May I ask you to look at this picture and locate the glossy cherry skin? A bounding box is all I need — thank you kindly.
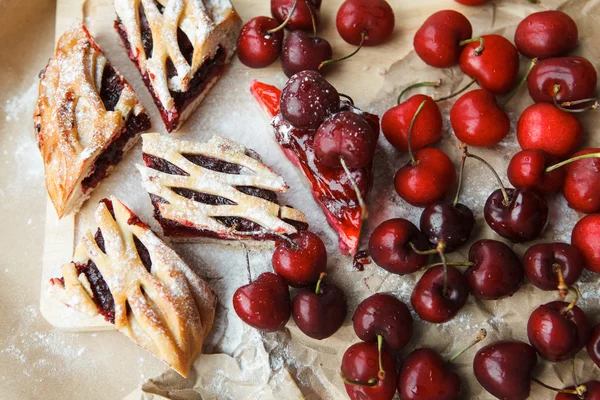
[563,148,600,214]
[292,281,347,339]
[369,218,431,275]
[514,10,578,59]
[414,10,473,68]
[507,149,566,195]
[528,56,597,103]
[517,103,582,160]
[556,381,600,400]
[336,0,395,46]
[473,340,537,400]
[523,243,584,291]
[450,89,510,147]
[420,202,475,252]
[460,34,520,95]
[272,231,327,288]
[527,301,591,361]
[341,342,398,400]
[465,239,524,300]
[271,0,320,32]
[394,148,456,207]
[484,188,549,243]
[572,214,600,273]
[233,272,291,332]
[381,94,442,152]
[353,293,413,351]
[411,265,469,323]
[587,324,600,368]
[237,17,284,68]
[398,348,461,400]
[281,30,332,78]
[280,70,340,129]
[314,111,377,169]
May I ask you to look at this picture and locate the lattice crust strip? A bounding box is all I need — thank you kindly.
[48,197,217,377]
[138,133,307,237]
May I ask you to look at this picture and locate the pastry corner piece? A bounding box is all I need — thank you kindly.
[114,0,242,132]
[48,197,217,377]
[34,23,151,218]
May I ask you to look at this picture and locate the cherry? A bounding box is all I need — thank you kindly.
[587,324,600,368]
[292,273,347,339]
[572,214,600,274]
[368,218,431,275]
[237,17,285,68]
[281,30,332,78]
[271,0,320,32]
[336,0,395,47]
[556,381,600,400]
[454,0,487,4]
[507,149,566,195]
[459,34,520,95]
[514,10,578,59]
[413,10,473,68]
[280,70,340,129]
[517,103,582,160]
[353,293,413,351]
[473,340,538,400]
[563,148,600,214]
[528,56,597,104]
[523,243,584,295]
[527,299,591,362]
[341,341,398,400]
[465,239,524,300]
[272,231,327,288]
[233,272,291,332]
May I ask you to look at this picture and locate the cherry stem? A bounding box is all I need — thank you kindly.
[546,152,600,173]
[397,80,441,105]
[266,0,299,34]
[377,334,386,380]
[462,144,510,205]
[437,240,449,296]
[339,93,355,106]
[315,272,326,295]
[409,241,438,256]
[407,100,428,165]
[563,286,579,314]
[554,84,600,113]
[340,373,379,387]
[459,37,485,56]
[553,264,568,300]
[532,378,587,396]
[319,31,366,70]
[453,150,468,207]
[340,157,368,220]
[435,78,477,102]
[422,261,474,270]
[501,58,538,107]
[305,0,317,37]
[449,328,487,363]
[241,242,252,283]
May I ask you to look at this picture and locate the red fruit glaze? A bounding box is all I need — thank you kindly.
[341,342,398,400]
[237,17,284,69]
[563,148,600,214]
[523,242,584,291]
[572,214,600,273]
[336,0,395,46]
[514,11,578,59]
[527,56,597,103]
[588,324,600,368]
[272,231,327,288]
[271,0,320,32]
[556,381,600,400]
[507,149,566,194]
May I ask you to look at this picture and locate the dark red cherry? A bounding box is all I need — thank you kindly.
[587,324,600,368]
[572,214,600,274]
[314,111,376,169]
[353,293,413,351]
[556,381,600,400]
[233,272,291,332]
[237,17,285,69]
[272,231,327,288]
[465,239,524,300]
[527,300,591,361]
[527,56,597,103]
[280,70,340,129]
[336,0,395,46]
[341,342,398,400]
[473,340,537,400]
[281,30,332,78]
[398,348,461,400]
[271,0,320,32]
[563,148,600,214]
[507,149,566,195]
[413,10,473,68]
[369,218,431,275]
[420,202,475,252]
[514,10,578,59]
[411,265,469,323]
[523,242,584,292]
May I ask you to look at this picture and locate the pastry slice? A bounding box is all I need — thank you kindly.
[137,133,308,241]
[251,81,380,256]
[49,197,216,377]
[114,0,242,132]
[34,23,151,218]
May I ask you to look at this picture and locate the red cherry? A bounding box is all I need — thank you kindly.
[271,0,320,32]
[341,342,398,400]
[398,348,461,400]
[233,272,291,332]
[507,149,566,195]
[517,103,582,160]
[336,0,395,46]
[450,89,510,147]
[413,10,473,68]
[572,214,600,273]
[368,218,431,275]
[272,231,327,288]
[237,17,284,68]
[281,30,332,77]
[454,0,487,4]
[523,242,584,293]
[587,324,600,368]
[514,10,578,59]
[556,381,600,400]
[563,148,600,214]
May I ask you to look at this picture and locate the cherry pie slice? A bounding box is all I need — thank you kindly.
[34,23,151,218]
[114,0,242,132]
[49,197,216,377]
[137,133,308,241]
[251,81,379,255]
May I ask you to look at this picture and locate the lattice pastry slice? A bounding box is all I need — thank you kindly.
[34,23,152,218]
[48,197,216,377]
[137,133,308,242]
[114,0,242,132]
